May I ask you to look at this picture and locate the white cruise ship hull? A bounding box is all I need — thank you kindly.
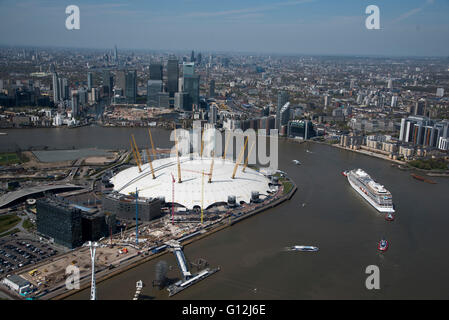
[347,176,395,213]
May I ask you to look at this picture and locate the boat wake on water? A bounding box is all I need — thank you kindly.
[284,245,319,252]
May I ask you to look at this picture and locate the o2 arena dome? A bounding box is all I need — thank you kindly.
[110,155,272,210]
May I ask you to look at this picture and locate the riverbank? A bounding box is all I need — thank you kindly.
[50,176,297,300]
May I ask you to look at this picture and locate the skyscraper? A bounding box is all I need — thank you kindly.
[125,70,137,104]
[167,56,179,98]
[116,70,126,92]
[209,80,215,98]
[87,72,93,91]
[191,50,195,63]
[149,63,163,81]
[71,92,79,117]
[147,80,163,107]
[52,72,60,103]
[102,70,113,98]
[184,74,200,109]
[183,62,195,76]
[114,45,118,63]
[276,91,289,130]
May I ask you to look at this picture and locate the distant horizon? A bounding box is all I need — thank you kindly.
[1,44,448,60]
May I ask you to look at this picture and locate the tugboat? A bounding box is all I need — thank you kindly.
[378,239,389,252]
[385,213,395,221]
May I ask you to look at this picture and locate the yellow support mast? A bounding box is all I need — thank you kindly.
[208,151,215,183]
[231,137,248,179]
[148,128,157,160]
[130,138,142,173]
[223,131,231,160]
[144,148,156,179]
[131,134,143,169]
[242,141,255,173]
[174,124,182,183]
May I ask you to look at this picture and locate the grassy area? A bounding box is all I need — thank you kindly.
[408,158,449,171]
[22,218,35,231]
[0,214,21,234]
[0,152,20,165]
[281,179,293,195]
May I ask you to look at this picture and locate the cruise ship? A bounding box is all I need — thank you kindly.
[345,169,395,213]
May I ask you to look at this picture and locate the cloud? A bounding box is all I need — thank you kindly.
[391,0,435,24]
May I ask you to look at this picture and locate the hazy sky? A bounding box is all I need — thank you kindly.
[0,0,448,56]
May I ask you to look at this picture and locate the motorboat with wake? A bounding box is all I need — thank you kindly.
[385,213,395,221]
[286,245,319,252]
[292,160,301,165]
[378,239,389,252]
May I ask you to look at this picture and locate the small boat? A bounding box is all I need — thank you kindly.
[292,160,301,165]
[385,213,395,221]
[341,170,348,177]
[378,239,388,252]
[288,245,319,252]
[410,173,437,184]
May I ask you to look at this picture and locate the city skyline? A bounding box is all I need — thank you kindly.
[0,0,448,57]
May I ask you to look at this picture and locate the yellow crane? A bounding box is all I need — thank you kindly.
[231,136,248,179]
[130,137,142,173]
[242,141,255,173]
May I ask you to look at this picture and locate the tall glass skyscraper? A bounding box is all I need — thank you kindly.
[167,55,179,98]
[125,70,137,104]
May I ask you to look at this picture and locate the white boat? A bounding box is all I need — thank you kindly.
[288,245,318,252]
[292,160,301,165]
[346,169,395,213]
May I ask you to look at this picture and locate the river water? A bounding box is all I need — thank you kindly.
[1,127,448,299]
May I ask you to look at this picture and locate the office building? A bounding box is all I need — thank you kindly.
[183,62,195,76]
[125,70,137,104]
[87,72,93,90]
[147,80,163,107]
[36,198,83,249]
[52,72,60,102]
[175,92,190,111]
[209,104,218,124]
[209,80,215,98]
[184,74,200,108]
[280,102,290,127]
[149,63,163,80]
[276,91,289,130]
[167,56,179,98]
[102,70,113,98]
[71,92,79,117]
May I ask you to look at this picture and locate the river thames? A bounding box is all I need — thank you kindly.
[2,127,448,299]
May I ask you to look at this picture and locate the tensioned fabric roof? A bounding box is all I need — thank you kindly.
[110,156,271,210]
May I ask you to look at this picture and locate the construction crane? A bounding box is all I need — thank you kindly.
[231,136,248,179]
[242,141,255,173]
[130,137,142,173]
[174,124,182,183]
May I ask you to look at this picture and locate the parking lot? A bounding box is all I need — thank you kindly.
[0,239,60,275]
